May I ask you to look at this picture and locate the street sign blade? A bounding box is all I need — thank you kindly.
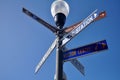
[35,39,57,74]
[94,11,106,21]
[62,47,85,75]
[22,8,58,33]
[64,21,82,33]
[62,9,98,46]
[63,40,108,61]
[70,59,85,76]
[64,11,106,34]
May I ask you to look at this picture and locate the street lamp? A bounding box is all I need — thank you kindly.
[23,0,107,79]
[51,0,69,28]
[51,0,69,80]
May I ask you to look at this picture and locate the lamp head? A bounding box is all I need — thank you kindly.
[51,0,69,28]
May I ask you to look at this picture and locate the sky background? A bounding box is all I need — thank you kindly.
[0,0,120,80]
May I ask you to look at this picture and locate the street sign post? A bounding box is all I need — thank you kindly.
[23,2,107,79]
[63,40,108,61]
[23,8,59,33]
[31,9,106,74]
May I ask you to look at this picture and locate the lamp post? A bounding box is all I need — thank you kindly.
[51,0,69,80]
[23,0,107,79]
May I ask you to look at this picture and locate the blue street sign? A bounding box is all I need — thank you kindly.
[63,40,108,61]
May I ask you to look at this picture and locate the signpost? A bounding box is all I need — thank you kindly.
[22,1,108,79]
[34,10,106,74]
[63,40,108,61]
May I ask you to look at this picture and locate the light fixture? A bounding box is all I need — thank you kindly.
[51,0,70,28]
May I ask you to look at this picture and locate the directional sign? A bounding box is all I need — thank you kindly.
[35,39,57,73]
[62,10,106,47]
[62,47,85,75]
[22,8,58,33]
[62,9,98,46]
[70,59,85,76]
[63,40,108,61]
[64,11,106,33]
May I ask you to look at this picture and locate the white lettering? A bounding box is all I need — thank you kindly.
[80,24,84,30]
[94,13,98,18]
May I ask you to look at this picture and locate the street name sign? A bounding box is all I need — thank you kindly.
[63,47,85,75]
[34,10,106,73]
[35,39,57,73]
[63,40,108,61]
[62,9,98,46]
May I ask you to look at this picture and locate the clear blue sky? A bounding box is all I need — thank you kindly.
[0,0,120,80]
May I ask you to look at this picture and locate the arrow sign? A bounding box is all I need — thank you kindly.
[63,40,108,61]
[62,10,106,47]
[35,39,57,73]
[62,9,98,46]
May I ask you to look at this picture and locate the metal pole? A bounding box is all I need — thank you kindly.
[56,27,63,80]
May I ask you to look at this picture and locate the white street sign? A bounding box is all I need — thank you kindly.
[70,59,85,76]
[62,9,98,46]
[35,39,57,73]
